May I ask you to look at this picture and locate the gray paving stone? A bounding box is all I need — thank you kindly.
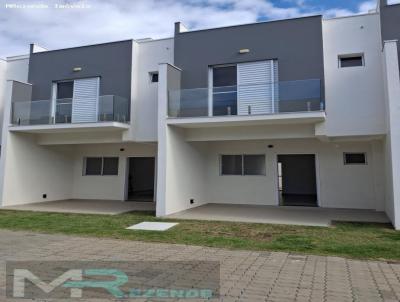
[0,230,399,302]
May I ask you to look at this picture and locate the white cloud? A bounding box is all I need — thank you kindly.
[0,0,378,58]
[358,0,378,12]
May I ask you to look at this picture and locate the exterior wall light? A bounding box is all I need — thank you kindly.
[73,67,82,72]
[239,49,250,54]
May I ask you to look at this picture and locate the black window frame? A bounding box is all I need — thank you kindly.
[343,153,367,165]
[56,80,74,99]
[220,154,266,176]
[212,65,238,116]
[150,72,159,83]
[339,54,364,68]
[84,157,103,175]
[84,157,119,175]
[220,155,242,175]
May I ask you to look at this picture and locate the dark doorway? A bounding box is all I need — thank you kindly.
[277,154,318,207]
[127,157,155,201]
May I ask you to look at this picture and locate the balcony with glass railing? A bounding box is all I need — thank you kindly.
[168,79,324,118]
[11,95,130,126]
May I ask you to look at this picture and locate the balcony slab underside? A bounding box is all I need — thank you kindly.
[167,111,326,128]
[8,122,130,134]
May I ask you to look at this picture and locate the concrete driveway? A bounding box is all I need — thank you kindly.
[0,230,399,301]
[167,203,390,227]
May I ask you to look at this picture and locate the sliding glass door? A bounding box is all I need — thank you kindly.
[212,65,237,116]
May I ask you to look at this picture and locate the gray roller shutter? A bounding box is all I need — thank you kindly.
[71,77,99,123]
[237,60,278,115]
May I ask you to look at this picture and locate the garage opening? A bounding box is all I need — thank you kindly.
[127,157,155,202]
[277,154,318,207]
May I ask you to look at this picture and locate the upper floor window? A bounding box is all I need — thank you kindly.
[387,0,400,4]
[339,54,364,68]
[57,81,73,99]
[212,65,237,116]
[150,72,159,83]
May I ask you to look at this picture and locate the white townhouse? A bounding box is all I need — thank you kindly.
[0,0,399,228]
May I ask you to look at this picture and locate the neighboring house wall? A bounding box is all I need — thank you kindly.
[380,1,400,70]
[28,40,133,101]
[0,60,7,139]
[127,38,174,142]
[71,143,156,200]
[322,14,386,137]
[174,16,325,92]
[0,56,30,141]
[6,56,29,84]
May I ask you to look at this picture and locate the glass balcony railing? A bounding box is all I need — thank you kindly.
[168,79,324,118]
[98,95,130,123]
[11,95,130,126]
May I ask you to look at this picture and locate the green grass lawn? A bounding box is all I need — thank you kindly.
[0,209,399,261]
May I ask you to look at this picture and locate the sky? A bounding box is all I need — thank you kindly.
[0,0,384,58]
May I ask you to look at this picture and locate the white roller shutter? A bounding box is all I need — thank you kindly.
[71,77,99,123]
[237,60,278,115]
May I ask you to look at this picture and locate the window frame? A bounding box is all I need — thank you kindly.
[83,157,119,176]
[338,54,365,68]
[84,157,103,176]
[220,154,243,176]
[243,154,266,176]
[149,72,159,83]
[343,152,367,165]
[220,154,266,176]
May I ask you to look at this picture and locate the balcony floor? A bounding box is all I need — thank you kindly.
[8,121,130,134]
[167,111,325,128]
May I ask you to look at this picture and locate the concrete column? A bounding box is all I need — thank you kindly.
[156,63,181,216]
[382,40,400,228]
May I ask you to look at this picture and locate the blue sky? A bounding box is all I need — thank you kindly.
[0,0,380,58]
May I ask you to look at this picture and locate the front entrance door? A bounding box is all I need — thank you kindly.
[127,157,155,201]
[277,154,318,207]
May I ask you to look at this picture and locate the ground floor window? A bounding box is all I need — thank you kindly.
[220,154,265,176]
[343,153,367,165]
[83,157,119,175]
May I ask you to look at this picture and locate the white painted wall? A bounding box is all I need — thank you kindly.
[126,38,174,142]
[5,56,29,83]
[162,126,208,214]
[203,139,383,210]
[1,132,74,206]
[322,14,386,137]
[71,142,156,200]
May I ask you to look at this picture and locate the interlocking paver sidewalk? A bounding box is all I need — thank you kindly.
[0,229,399,301]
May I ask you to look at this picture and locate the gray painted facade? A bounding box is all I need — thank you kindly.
[173,16,325,98]
[380,0,400,69]
[28,40,133,101]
